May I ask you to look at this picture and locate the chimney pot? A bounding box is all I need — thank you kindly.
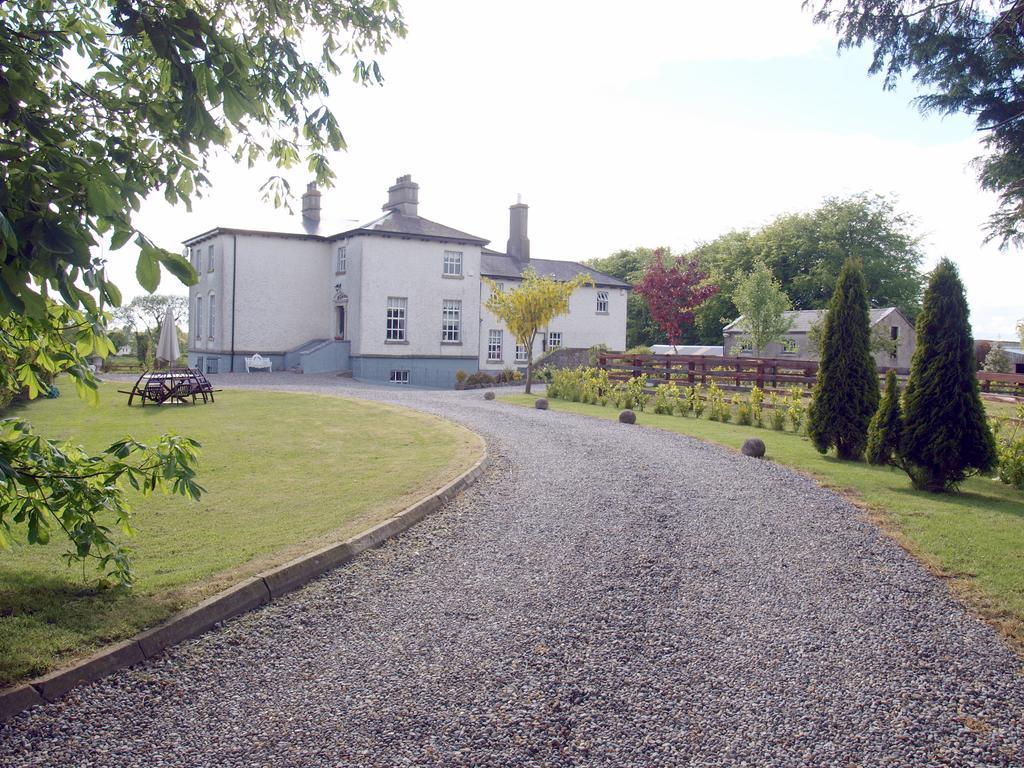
[301,182,321,224]
[383,174,419,217]
[507,199,530,265]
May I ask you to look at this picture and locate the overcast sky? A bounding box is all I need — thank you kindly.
[110,0,1023,340]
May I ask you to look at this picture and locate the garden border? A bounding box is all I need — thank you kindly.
[0,450,490,722]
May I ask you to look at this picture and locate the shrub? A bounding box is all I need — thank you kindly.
[768,393,786,431]
[653,383,680,415]
[786,387,805,434]
[995,409,1024,490]
[807,258,880,460]
[706,382,727,422]
[866,370,903,466]
[626,376,648,412]
[983,344,1012,373]
[735,395,752,427]
[750,386,764,428]
[682,384,703,418]
[466,371,495,386]
[455,369,468,384]
[900,259,997,492]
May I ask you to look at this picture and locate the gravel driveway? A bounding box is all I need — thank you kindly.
[2,374,1023,767]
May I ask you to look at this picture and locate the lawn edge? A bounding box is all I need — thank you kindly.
[0,448,490,723]
[500,394,1024,660]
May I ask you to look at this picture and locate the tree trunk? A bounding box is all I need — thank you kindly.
[525,357,533,394]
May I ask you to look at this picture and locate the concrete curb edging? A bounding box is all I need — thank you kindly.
[0,451,489,723]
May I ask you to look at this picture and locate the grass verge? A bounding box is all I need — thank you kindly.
[503,393,1024,651]
[0,382,482,687]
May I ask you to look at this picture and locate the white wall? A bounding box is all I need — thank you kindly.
[354,237,482,360]
[478,280,628,369]
[187,235,230,355]
[188,233,332,354]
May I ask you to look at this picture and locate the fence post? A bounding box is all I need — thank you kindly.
[688,360,695,387]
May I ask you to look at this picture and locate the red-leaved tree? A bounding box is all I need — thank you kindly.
[635,250,718,347]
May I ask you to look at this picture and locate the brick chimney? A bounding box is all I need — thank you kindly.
[301,182,321,224]
[382,174,419,217]
[507,195,530,265]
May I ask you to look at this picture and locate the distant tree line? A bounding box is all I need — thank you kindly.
[586,193,926,348]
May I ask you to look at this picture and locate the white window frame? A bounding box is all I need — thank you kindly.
[208,292,215,339]
[389,370,410,385]
[547,331,562,349]
[441,299,462,343]
[490,281,504,299]
[443,250,463,277]
[515,344,528,363]
[207,244,215,272]
[487,329,503,362]
[195,297,203,339]
[596,290,609,314]
[386,297,407,342]
[336,245,347,274]
[781,337,798,355]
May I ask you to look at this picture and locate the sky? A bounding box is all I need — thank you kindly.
[109,0,1023,340]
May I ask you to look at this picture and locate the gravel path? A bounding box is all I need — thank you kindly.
[3,374,1023,766]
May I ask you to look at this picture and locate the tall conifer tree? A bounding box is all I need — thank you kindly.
[900,259,997,492]
[807,258,880,460]
[866,370,903,466]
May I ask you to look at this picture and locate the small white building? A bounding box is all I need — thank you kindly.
[183,175,629,385]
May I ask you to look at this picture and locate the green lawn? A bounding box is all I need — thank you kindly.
[504,393,1024,649]
[0,383,482,686]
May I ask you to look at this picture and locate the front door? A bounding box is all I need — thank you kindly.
[336,305,346,340]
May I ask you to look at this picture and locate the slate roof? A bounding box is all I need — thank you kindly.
[184,209,488,246]
[723,307,901,334]
[480,249,631,289]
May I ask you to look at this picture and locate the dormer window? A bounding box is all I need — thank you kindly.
[443,250,463,277]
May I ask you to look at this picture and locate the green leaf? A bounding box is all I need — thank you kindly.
[157,250,198,286]
[136,247,161,293]
[86,178,120,217]
[110,228,133,251]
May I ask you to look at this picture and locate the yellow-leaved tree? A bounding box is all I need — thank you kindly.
[483,269,594,393]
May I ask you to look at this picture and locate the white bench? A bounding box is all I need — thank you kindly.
[245,354,272,373]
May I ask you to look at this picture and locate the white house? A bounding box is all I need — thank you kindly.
[184,175,629,386]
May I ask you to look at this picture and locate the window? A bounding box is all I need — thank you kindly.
[781,337,798,355]
[207,244,214,272]
[596,290,609,314]
[490,281,504,299]
[208,293,215,338]
[390,370,410,385]
[890,325,899,358]
[443,250,463,277]
[738,339,754,354]
[191,247,199,269]
[516,344,528,363]
[205,358,219,374]
[336,246,347,274]
[487,330,503,362]
[195,297,203,338]
[386,297,407,341]
[441,299,461,342]
[547,331,562,349]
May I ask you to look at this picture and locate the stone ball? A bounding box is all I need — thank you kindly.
[535,398,549,410]
[742,437,766,458]
[483,391,496,400]
[619,409,636,424]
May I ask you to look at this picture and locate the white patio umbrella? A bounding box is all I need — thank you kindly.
[155,305,181,367]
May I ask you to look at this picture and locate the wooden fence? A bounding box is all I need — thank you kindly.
[597,353,1024,398]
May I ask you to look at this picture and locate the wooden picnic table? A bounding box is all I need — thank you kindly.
[119,368,219,406]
